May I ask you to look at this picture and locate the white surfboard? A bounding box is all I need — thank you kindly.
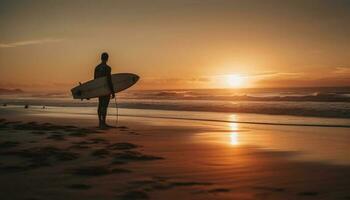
[71,73,139,99]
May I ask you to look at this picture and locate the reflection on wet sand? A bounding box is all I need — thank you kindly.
[221,114,350,165]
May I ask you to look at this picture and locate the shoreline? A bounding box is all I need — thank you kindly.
[2,105,350,127]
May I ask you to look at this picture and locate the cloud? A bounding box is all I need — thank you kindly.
[333,66,350,75]
[0,38,64,48]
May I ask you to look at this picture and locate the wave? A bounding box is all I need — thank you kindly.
[122,90,350,102]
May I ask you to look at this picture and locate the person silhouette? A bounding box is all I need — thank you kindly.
[94,52,115,128]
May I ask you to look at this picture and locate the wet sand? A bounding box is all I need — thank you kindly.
[0,108,350,200]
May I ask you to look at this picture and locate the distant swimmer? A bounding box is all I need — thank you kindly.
[94,52,115,128]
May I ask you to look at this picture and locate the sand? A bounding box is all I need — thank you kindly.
[0,107,350,200]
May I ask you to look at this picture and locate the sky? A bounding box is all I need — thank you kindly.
[0,0,350,92]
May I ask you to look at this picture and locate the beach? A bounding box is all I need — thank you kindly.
[0,106,349,200]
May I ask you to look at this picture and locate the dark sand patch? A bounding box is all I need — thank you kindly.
[111,160,127,165]
[127,178,213,193]
[72,165,130,176]
[0,122,9,129]
[8,121,100,137]
[66,183,92,190]
[72,141,91,145]
[24,198,41,200]
[67,128,98,137]
[298,191,319,196]
[69,131,88,137]
[117,190,149,200]
[148,183,173,190]
[254,192,271,199]
[68,144,90,149]
[111,168,132,173]
[91,148,110,157]
[207,188,231,193]
[0,165,26,173]
[170,181,212,187]
[108,142,138,150]
[21,146,79,161]
[30,131,46,135]
[0,146,79,170]
[113,151,163,162]
[63,125,78,129]
[253,186,286,192]
[72,165,111,176]
[0,141,20,149]
[47,134,65,141]
[192,187,232,194]
[127,131,140,135]
[89,137,108,144]
[117,126,128,129]
[71,138,108,147]
[4,121,22,125]
[152,176,170,182]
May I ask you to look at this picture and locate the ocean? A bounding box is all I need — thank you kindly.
[1,87,350,127]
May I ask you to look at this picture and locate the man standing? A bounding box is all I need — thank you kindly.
[94,52,115,128]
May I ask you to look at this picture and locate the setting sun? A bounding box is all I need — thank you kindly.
[227,74,244,88]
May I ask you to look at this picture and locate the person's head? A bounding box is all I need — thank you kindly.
[101,52,109,62]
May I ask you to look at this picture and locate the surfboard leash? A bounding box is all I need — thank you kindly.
[114,96,119,129]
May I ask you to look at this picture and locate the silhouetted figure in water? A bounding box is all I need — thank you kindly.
[94,52,115,128]
[24,104,29,109]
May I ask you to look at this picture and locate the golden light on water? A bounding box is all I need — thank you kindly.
[226,74,244,88]
[230,132,239,145]
[229,115,240,145]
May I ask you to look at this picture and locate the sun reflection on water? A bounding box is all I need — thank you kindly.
[229,115,239,145]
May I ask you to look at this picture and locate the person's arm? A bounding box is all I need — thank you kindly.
[106,67,115,98]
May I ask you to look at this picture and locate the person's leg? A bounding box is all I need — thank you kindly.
[98,97,103,127]
[100,95,110,126]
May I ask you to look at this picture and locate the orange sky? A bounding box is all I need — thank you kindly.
[0,0,350,92]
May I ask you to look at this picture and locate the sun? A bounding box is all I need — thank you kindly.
[227,74,244,88]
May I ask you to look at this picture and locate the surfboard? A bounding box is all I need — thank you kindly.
[71,73,139,100]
